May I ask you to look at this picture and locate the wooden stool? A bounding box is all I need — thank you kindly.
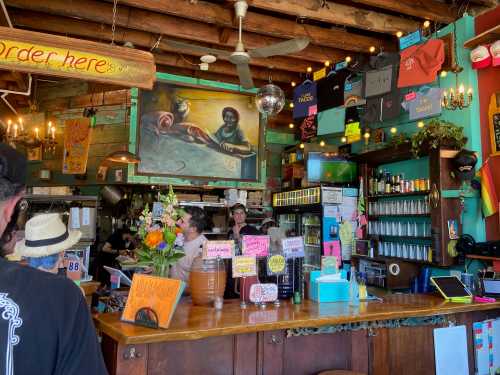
[317,371,366,375]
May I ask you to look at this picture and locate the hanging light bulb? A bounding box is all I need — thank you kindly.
[320,140,325,147]
[289,123,294,129]
[324,60,330,67]
[345,56,352,63]
[396,31,403,38]
[291,81,296,87]
[423,20,430,28]
[440,70,448,78]
[363,131,370,139]
[341,136,347,143]
[390,127,397,134]
[417,121,425,128]
[369,46,376,53]
[306,66,312,73]
[299,143,305,149]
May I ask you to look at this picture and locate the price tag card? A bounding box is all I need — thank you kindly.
[202,240,234,259]
[232,255,257,278]
[267,255,286,276]
[282,236,305,258]
[242,235,270,257]
[66,259,82,281]
[321,256,338,274]
[249,283,278,303]
[313,67,326,81]
[399,29,421,50]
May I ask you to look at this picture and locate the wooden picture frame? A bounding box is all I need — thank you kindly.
[134,74,262,182]
[26,146,42,161]
[438,33,455,72]
[488,92,500,156]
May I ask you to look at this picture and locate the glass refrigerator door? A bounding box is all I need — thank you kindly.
[301,213,321,268]
[278,213,298,237]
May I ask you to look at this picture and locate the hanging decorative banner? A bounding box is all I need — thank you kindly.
[399,30,421,51]
[282,236,305,258]
[202,240,234,259]
[0,27,155,89]
[267,255,286,276]
[232,255,257,278]
[62,118,91,174]
[249,283,278,303]
[242,235,270,257]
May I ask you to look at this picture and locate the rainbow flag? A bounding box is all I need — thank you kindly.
[479,160,498,217]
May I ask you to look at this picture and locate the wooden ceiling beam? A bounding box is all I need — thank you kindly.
[5,0,347,62]
[107,0,392,52]
[246,0,420,34]
[348,0,457,23]
[10,11,303,84]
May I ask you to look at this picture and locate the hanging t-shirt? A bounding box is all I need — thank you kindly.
[293,81,318,119]
[295,115,318,141]
[363,52,400,98]
[317,69,350,112]
[0,258,107,375]
[401,87,443,120]
[362,91,402,124]
[398,39,444,88]
[317,107,345,135]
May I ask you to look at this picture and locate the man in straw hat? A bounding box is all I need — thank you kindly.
[0,143,106,375]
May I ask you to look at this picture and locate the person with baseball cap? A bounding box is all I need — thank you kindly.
[0,143,107,375]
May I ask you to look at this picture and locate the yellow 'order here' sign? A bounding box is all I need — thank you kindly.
[0,27,155,89]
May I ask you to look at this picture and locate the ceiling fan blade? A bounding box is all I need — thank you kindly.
[236,63,254,89]
[164,39,231,58]
[249,37,310,58]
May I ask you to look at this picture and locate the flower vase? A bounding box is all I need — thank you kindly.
[153,263,169,278]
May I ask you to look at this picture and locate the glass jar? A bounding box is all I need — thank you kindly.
[189,256,226,306]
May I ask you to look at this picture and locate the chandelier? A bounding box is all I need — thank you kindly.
[441,68,473,110]
[4,118,57,154]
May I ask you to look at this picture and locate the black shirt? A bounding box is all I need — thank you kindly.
[105,230,134,251]
[0,258,107,375]
[317,69,351,112]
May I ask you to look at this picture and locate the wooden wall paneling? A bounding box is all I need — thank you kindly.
[37,81,89,101]
[101,334,148,375]
[281,331,352,375]
[234,333,258,375]
[147,336,235,375]
[351,330,369,374]
[370,328,390,375]
[260,330,284,375]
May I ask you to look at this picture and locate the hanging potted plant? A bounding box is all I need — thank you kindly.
[136,186,185,277]
[411,119,467,157]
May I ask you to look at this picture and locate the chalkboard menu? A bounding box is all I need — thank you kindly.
[489,93,500,156]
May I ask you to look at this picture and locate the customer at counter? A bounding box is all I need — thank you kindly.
[170,206,207,286]
[0,143,107,375]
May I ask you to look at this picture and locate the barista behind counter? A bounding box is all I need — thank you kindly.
[98,228,137,284]
[225,203,261,299]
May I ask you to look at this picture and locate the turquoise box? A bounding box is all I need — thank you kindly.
[309,270,350,303]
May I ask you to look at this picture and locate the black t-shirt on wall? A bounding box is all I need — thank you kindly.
[0,258,107,375]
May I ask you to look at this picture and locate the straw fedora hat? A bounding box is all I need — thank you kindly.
[15,213,81,257]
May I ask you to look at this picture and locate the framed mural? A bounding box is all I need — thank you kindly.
[134,75,262,182]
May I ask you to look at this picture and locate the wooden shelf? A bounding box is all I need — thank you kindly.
[369,235,432,241]
[352,144,423,166]
[464,25,500,49]
[25,194,98,202]
[369,214,431,219]
[352,253,432,265]
[465,254,500,261]
[368,191,430,199]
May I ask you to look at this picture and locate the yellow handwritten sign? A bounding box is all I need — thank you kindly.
[313,68,326,81]
[232,255,257,278]
[0,27,155,89]
[63,118,91,174]
[267,255,286,275]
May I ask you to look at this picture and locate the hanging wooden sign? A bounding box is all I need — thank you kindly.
[63,118,91,174]
[0,27,155,89]
[488,92,500,156]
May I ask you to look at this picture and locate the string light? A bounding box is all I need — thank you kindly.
[291,81,296,87]
[390,127,397,134]
[306,66,312,73]
[299,143,305,149]
[289,102,294,108]
[417,121,425,128]
[440,70,448,78]
[324,60,330,67]
[363,131,370,139]
[289,123,294,129]
[345,56,352,63]
[320,140,325,147]
[396,31,403,38]
[369,46,376,53]
[423,20,430,28]
[341,136,347,143]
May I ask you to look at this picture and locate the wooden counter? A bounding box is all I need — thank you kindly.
[96,295,500,375]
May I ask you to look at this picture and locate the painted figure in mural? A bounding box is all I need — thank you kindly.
[213,107,252,155]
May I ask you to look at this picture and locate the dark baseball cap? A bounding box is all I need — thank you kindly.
[0,143,27,191]
[452,149,477,181]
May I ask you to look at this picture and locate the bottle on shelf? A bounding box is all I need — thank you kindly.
[349,267,360,306]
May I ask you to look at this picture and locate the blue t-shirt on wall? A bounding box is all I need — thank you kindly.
[293,81,318,119]
[401,87,443,121]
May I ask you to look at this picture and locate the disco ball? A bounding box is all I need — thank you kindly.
[255,83,285,116]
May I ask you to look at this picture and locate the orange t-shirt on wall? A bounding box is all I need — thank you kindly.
[398,39,445,88]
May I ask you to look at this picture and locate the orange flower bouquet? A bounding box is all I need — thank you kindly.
[137,186,185,277]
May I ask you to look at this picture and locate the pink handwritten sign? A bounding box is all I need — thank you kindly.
[323,241,341,267]
[242,235,270,257]
[202,240,234,259]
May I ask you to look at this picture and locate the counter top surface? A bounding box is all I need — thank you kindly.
[95,294,500,345]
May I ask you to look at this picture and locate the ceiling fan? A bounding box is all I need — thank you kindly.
[165,0,310,89]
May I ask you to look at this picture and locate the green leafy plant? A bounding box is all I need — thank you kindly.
[136,186,185,277]
[411,119,466,157]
